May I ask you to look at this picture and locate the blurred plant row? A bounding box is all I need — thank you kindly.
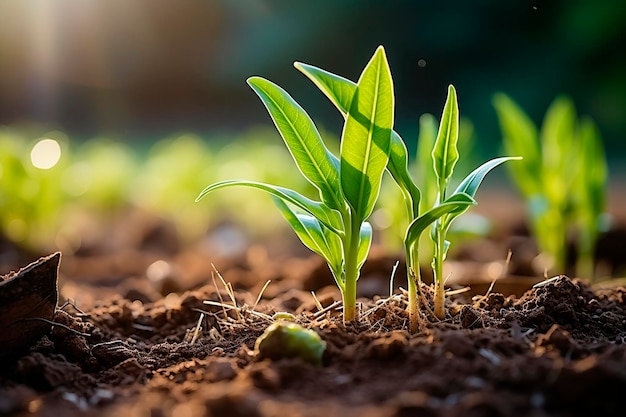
[0,127,315,254]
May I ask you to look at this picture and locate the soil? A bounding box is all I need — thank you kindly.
[1,208,626,417]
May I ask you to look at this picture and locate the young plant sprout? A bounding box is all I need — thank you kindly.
[197,46,394,323]
[493,94,607,279]
[427,86,522,319]
[295,64,519,330]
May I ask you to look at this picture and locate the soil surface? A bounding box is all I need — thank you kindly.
[1,228,626,417]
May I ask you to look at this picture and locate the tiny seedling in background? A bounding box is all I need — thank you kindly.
[198,46,394,323]
[493,94,607,279]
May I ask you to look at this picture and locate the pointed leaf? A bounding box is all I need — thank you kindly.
[405,193,476,249]
[293,62,355,115]
[295,60,419,213]
[440,157,521,231]
[340,46,394,221]
[454,157,522,197]
[196,180,342,234]
[247,76,342,210]
[432,85,460,188]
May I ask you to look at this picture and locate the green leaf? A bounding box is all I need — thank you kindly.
[196,180,342,234]
[247,77,342,210]
[572,117,607,278]
[577,117,607,217]
[542,96,576,164]
[443,156,521,229]
[293,62,356,115]
[357,222,372,269]
[339,46,394,221]
[296,58,418,213]
[572,117,607,242]
[454,157,522,197]
[541,96,577,204]
[493,93,541,197]
[432,85,460,189]
[301,215,343,284]
[405,193,476,250]
[389,132,421,216]
[416,113,438,212]
[273,198,344,289]
[295,59,419,214]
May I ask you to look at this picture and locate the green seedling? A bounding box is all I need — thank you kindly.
[198,46,395,323]
[254,321,326,366]
[375,114,482,260]
[493,94,607,278]
[294,64,519,330]
[427,87,522,319]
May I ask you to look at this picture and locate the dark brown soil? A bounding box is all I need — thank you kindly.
[1,238,626,417]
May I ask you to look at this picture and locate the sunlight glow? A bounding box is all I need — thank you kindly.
[31,139,61,169]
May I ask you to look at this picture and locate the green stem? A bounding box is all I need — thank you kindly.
[432,184,448,320]
[433,220,446,320]
[576,230,595,280]
[406,246,421,333]
[554,208,567,274]
[404,194,420,333]
[342,212,361,323]
[539,207,566,275]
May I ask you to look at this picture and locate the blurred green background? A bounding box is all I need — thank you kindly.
[0,0,624,164]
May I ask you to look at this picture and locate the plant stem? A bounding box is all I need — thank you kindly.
[406,247,421,333]
[433,220,446,320]
[576,230,595,280]
[342,212,361,323]
[540,207,567,275]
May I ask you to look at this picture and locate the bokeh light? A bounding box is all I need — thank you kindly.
[30,138,61,169]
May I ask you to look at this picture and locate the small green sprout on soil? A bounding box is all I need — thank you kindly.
[254,321,326,366]
[198,46,394,323]
[493,94,607,279]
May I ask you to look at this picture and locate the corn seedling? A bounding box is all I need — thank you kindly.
[375,114,483,262]
[427,87,521,319]
[294,61,519,332]
[493,94,607,278]
[198,46,395,323]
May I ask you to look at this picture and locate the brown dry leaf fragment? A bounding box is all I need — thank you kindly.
[0,252,61,359]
